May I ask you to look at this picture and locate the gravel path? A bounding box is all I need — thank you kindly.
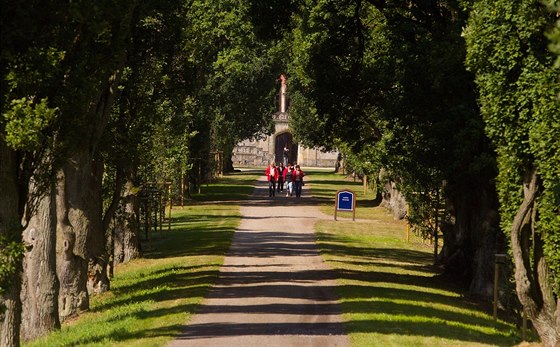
[167,175,349,347]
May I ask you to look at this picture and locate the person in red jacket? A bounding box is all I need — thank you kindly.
[293,164,305,197]
[265,161,279,197]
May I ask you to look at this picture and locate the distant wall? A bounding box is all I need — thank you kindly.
[296,146,338,168]
[232,111,338,168]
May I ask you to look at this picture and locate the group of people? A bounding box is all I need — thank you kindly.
[265,161,305,198]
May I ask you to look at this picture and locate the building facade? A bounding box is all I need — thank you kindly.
[232,75,338,168]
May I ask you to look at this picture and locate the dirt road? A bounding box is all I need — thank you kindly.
[167,175,349,347]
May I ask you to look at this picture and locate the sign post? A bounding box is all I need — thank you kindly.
[335,189,356,221]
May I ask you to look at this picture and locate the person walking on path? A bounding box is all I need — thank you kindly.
[166,175,348,347]
[293,165,305,198]
[265,161,279,197]
[277,162,285,193]
[283,164,293,197]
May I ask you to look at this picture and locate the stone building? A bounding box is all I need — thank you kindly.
[232,75,338,168]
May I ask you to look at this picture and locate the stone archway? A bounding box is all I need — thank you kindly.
[275,132,298,165]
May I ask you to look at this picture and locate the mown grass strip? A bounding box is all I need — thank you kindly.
[307,170,522,347]
[26,171,258,347]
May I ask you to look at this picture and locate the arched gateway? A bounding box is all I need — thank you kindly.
[232,75,338,168]
[275,131,298,165]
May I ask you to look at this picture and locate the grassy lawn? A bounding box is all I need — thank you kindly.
[307,170,522,347]
[25,169,529,346]
[26,171,258,347]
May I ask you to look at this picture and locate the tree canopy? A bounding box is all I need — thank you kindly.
[463,1,559,343]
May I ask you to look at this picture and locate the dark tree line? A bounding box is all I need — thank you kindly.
[285,0,559,345]
[1,1,278,345]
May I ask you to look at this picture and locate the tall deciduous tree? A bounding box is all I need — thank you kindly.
[289,0,501,297]
[104,0,196,266]
[0,140,25,347]
[184,0,276,173]
[2,2,65,342]
[2,0,140,341]
[464,1,560,345]
[47,1,138,326]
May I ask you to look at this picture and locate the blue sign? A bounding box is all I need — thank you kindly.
[337,191,354,211]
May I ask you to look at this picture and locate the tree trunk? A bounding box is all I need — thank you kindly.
[114,178,141,264]
[59,149,109,304]
[511,169,559,347]
[0,282,21,347]
[104,166,125,280]
[86,156,110,295]
[60,64,128,301]
[223,152,234,173]
[55,169,88,322]
[0,142,22,347]
[379,179,407,220]
[440,180,503,299]
[20,178,60,341]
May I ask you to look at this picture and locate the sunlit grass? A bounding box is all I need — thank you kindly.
[305,170,389,221]
[25,172,259,347]
[24,170,527,346]
[309,171,521,347]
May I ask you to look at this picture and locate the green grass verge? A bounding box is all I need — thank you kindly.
[25,171,258,347]
[305,170,381,220]
[24,170,527,346]
[307,170,521,347]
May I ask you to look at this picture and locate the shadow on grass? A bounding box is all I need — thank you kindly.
[173,213,241,222]
[346,319,513,346]
[107,264,215,292]
[315,228,518,345]
[50,267,219,346]
[143,227,234,259]
[70,172,517,346]
[340,296,507,331]
[190,172,259,202]
[93,267,218,313]
[318,232,433,265]
[190,185,255,201]
[67,314,191,346]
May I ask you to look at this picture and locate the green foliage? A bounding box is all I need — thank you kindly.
[2,97,57,150]
[544,1,560,66]
[102,0,198,190]
[288,1,494,247]
[464,0,560,293]
[0,236,24,306]
[289,1,389,152]
[188,0,276,148]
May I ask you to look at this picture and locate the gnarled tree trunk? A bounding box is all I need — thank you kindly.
[20,178,60,341]
[440,180,503,299]
[0,142,22,347]
[85,156,110,295]
[55,169,88,322]
[380,180,407,220]
[58,66,128,305]
[59,148,109,310]
[511,169,559,347]
[114,177,141,265]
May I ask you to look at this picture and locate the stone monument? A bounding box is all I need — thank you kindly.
[232,74,338,168]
